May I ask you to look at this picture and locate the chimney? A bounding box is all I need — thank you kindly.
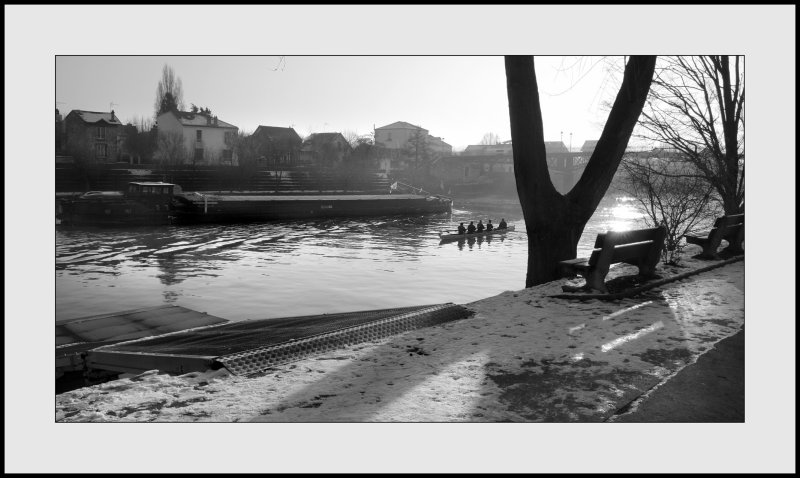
[214,116,218,126]
[206,115,211,125]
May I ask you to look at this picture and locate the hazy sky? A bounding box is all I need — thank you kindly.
[56,55,621,152]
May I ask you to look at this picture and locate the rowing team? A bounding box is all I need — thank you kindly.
[456,218,508,235]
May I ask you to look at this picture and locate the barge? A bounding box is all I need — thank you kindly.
[57,181,177,226]
[57,181,452,226]
[172,192,452,223]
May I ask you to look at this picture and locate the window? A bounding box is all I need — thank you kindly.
[196,130,202,141]
[224,131,234,144]
[96,127,106,139]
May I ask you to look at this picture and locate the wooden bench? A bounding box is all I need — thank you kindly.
[559,226,667,293]
[684,214,744,259]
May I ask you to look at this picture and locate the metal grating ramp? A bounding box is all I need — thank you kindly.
[216,303,471,376]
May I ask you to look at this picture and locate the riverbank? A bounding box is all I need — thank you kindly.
[38,242,797,472]
[57,245,745,423]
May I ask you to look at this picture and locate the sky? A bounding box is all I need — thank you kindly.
[56,55,621,152]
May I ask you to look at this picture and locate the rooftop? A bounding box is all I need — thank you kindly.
[172,111,237,129]
[69,110,121,125]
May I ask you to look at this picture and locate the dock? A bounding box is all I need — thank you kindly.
[57,303,472,390]
[56,305,229,375]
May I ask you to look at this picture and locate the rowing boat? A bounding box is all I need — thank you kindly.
[439,225,515,243]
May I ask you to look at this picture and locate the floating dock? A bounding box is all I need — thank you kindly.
[56,305,229,375]
[57,303,473,387]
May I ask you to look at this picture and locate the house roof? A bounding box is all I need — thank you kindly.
[427,136,452,148]
[301,132,352,152]
[170,111,237,129]
[69,110,122,125]
[580,140,599,152]
[375,121,428,133]
[544,141,569,153]
[306,132,345,142]
[253,125,302,142]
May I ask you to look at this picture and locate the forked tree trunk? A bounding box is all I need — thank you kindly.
[505,56,657,287]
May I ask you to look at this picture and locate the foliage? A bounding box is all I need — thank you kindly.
[621,156,721,264]
[154,64,185,117]
[190,104,213,115]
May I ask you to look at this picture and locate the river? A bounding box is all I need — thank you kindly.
[55,195,645,322]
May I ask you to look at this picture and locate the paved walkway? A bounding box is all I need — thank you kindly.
[611,328,744,422]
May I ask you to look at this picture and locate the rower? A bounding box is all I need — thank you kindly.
[476,220,485,233]
[498,218,507,229]
[467,221,476,234]
[486,220,494,231]
[457,222,466,235]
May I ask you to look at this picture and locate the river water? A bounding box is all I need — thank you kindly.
[55,195,645,322]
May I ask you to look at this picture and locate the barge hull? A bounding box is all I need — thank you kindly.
[174,193,452,223]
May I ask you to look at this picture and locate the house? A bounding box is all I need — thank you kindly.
[156,110,238,165]
[426,135,453,156]
[460,140,570,158]
[581,140,599,153]
[373,121,451,173]
[300,132,353,166]
[431,140,576,185]
[63,109,126,163]
[251,125,303,165]
[462,143,513,156]
[544,141,570,153]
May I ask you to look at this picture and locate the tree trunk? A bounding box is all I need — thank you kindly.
[506,56,656,288]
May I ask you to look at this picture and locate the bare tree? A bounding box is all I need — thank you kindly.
[506,55,656,287]
[156,130,188,168]
[635,56,744,215]
[621,157,721,264]
[404,128,433,184]
[154,64,185,117]
[341,129,362,148]
[480,132,501,145]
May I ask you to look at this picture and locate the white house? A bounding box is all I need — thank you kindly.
[156,110,238,165]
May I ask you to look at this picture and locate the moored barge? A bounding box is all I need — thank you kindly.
[172,192,452,223]
[57,181,177,226]
[57,181,453,226]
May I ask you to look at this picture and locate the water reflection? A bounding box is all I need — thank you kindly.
[56,196,641,322]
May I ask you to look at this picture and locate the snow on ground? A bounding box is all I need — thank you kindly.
[56,245,745,422]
